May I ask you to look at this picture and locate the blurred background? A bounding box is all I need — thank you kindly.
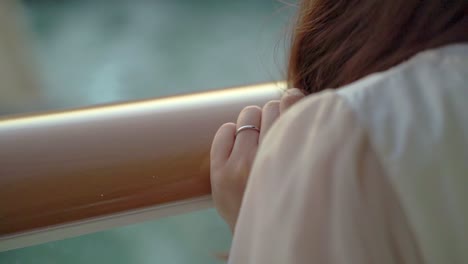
[0,0,294,117]
[0,0,295,263]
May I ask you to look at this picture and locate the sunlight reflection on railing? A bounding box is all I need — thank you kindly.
[0,82,285,251]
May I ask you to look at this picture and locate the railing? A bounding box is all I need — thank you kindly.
[0,82,284,251]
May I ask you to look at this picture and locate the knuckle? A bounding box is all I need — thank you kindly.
[216,123,236,135]
[219,122,236,130]
[241,105,262,114]
[282,88,304,99]
[263,100,280,110]
[281,94,301,108]
[213,169,244,188]
[282,91,301,101]
[226,159,250,177]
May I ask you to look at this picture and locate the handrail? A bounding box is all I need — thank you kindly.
[0,82,284,251]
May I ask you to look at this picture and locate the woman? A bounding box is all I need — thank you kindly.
[211,1,468,263]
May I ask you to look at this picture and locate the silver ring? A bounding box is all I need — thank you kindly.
[236,125,260,136]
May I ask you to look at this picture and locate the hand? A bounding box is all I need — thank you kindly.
[210,88,306,231]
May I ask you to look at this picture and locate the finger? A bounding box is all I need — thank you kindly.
[231,106,262,157]
[280,88,305,114]
[259,100,280,143]
[211,122,236,165]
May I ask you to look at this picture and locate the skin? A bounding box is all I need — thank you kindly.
[210,88,306,232]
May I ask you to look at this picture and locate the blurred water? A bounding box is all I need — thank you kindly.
[0,209,232,264]
[0,1,295,263]
[3,0,294,115]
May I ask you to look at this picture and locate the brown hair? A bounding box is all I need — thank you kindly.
[288,1,468,94]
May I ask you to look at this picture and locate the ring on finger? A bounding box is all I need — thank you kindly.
[235,125,260,136]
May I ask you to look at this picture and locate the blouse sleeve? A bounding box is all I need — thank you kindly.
[228,91,423,264]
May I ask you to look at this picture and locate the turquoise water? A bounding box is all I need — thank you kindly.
[5,0,294,115]
[0,1,294,263]
[0,209,231,264]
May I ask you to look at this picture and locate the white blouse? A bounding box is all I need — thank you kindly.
[229,44,468,263]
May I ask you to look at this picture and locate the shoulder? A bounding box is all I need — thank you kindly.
[270,44,468,169]
[270,44,468,153]
[335,44,468,157]
[269,44,468,262]
[335,43,468,263]
[332,43,468,172]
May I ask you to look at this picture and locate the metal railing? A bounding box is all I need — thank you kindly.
[0,82,285,251]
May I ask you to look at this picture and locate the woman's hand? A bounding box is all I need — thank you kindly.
[210,88,306,231]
